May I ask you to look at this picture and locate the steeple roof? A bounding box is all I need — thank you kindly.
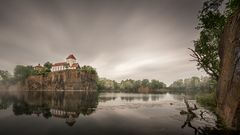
[66,54,76,60]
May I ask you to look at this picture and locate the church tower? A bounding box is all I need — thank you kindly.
[66,54,76,67]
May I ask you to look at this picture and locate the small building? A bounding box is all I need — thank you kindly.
[51,54,80,72]
[34,64,44,71]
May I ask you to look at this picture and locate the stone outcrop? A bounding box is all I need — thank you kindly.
[217,8,240,129]
[22,70,97,91]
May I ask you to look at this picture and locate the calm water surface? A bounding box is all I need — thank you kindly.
[0,91,222,135]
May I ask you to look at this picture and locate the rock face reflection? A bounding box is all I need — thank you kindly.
[12,91,99,126]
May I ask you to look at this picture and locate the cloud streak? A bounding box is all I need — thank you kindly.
[0,0,206,85]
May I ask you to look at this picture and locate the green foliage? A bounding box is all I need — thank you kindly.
[225,0,240,16]
[190,0,225,80]
[32,68,48,76]
[190,0,240,80]
[97,78,166,92]
[142,79,150,87]
[150,79,166,89]
[43,62,52,72]
[80,65,97,74]
[97,78,118,91]
[14,65,34,81]
[0,96,13,110]
[169,79,184,90]
[0,70,12,81]
[13,64,48,80]
[196,91,216,110]
[120,79,136,92]
[169,76,216,92]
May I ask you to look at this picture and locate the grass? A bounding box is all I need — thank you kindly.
[196,91,217,111]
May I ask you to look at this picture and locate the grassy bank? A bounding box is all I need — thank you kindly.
[196,91,216,111]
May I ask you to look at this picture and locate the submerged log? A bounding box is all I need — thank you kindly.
[181,98,198,116]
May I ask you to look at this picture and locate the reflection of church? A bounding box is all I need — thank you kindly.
[14,91,98,126]
[50,109,79,126]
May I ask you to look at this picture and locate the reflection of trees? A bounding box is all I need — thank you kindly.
[0,94,14,110]
[151,95,160,101]
[13,103,51,118]
[120,96,151,102]
[121,97,135,102]
[98,97,116,102]
[142,95,149,101]
[12,91,99,126]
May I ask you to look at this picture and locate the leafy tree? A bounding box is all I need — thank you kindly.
[169,79,184,89]
[0,70,11,81]
[189,0,225,80]
[190,76,201,89]
[14,65,34,81]
[133,80,142,90]
[169,76,216,91]
[97,78,166,92]
[142,79,149,87]
[44,62,52,72]
[189,0,240,80]
[150,79,166,89]
[80,65,97,74]
[97,78,119,91]
[97,78,105,90]
[119,79,135,91]
[225,0,240,16]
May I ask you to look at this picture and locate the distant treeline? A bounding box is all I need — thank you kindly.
[97,76,216,93]
[1,65,215,93]
[168,76,216,92]
[97,78,166,93]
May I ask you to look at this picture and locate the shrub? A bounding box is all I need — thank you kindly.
[196,91,216,110]
[80,65,97,74]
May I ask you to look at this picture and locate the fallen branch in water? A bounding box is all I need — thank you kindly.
[180,97,198,117]
[181,97,199,134]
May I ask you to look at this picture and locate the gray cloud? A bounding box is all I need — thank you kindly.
[0,0,206,85]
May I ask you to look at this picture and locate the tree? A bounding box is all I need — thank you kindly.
[44,62,52,72]
[142,79,149,87]
[189,0,225,80]
[225,0,240,16]
[0,70,11,81]
[14,65,34,81]
[170,79,184,90]
[189,0,240,80]
[150,79,166,89]
[80,65,97,74]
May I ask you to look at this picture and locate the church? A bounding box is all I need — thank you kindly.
[51,54,80,72]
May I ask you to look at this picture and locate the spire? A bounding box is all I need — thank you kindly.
[66,54,76,60]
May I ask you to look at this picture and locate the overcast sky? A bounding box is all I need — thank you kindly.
[0,0,207,85]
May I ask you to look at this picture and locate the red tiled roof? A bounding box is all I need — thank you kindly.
[52,62,67,67]
[52,62,80,68]
[71,63,79,68]
[66,54,76,60]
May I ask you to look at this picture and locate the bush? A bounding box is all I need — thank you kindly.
[80,65,97,74]
[196,91,216,110]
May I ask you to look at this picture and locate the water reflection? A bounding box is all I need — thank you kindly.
[99,93,183,103]
[0,92,238,135]
[9,91,99,126]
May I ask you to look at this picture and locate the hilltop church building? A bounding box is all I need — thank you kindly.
[51,54,80,72]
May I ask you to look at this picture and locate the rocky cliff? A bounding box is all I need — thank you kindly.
[217,8,240,129]
[22,70,97,91]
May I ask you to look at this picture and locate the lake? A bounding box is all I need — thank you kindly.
[0,91,230,135]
